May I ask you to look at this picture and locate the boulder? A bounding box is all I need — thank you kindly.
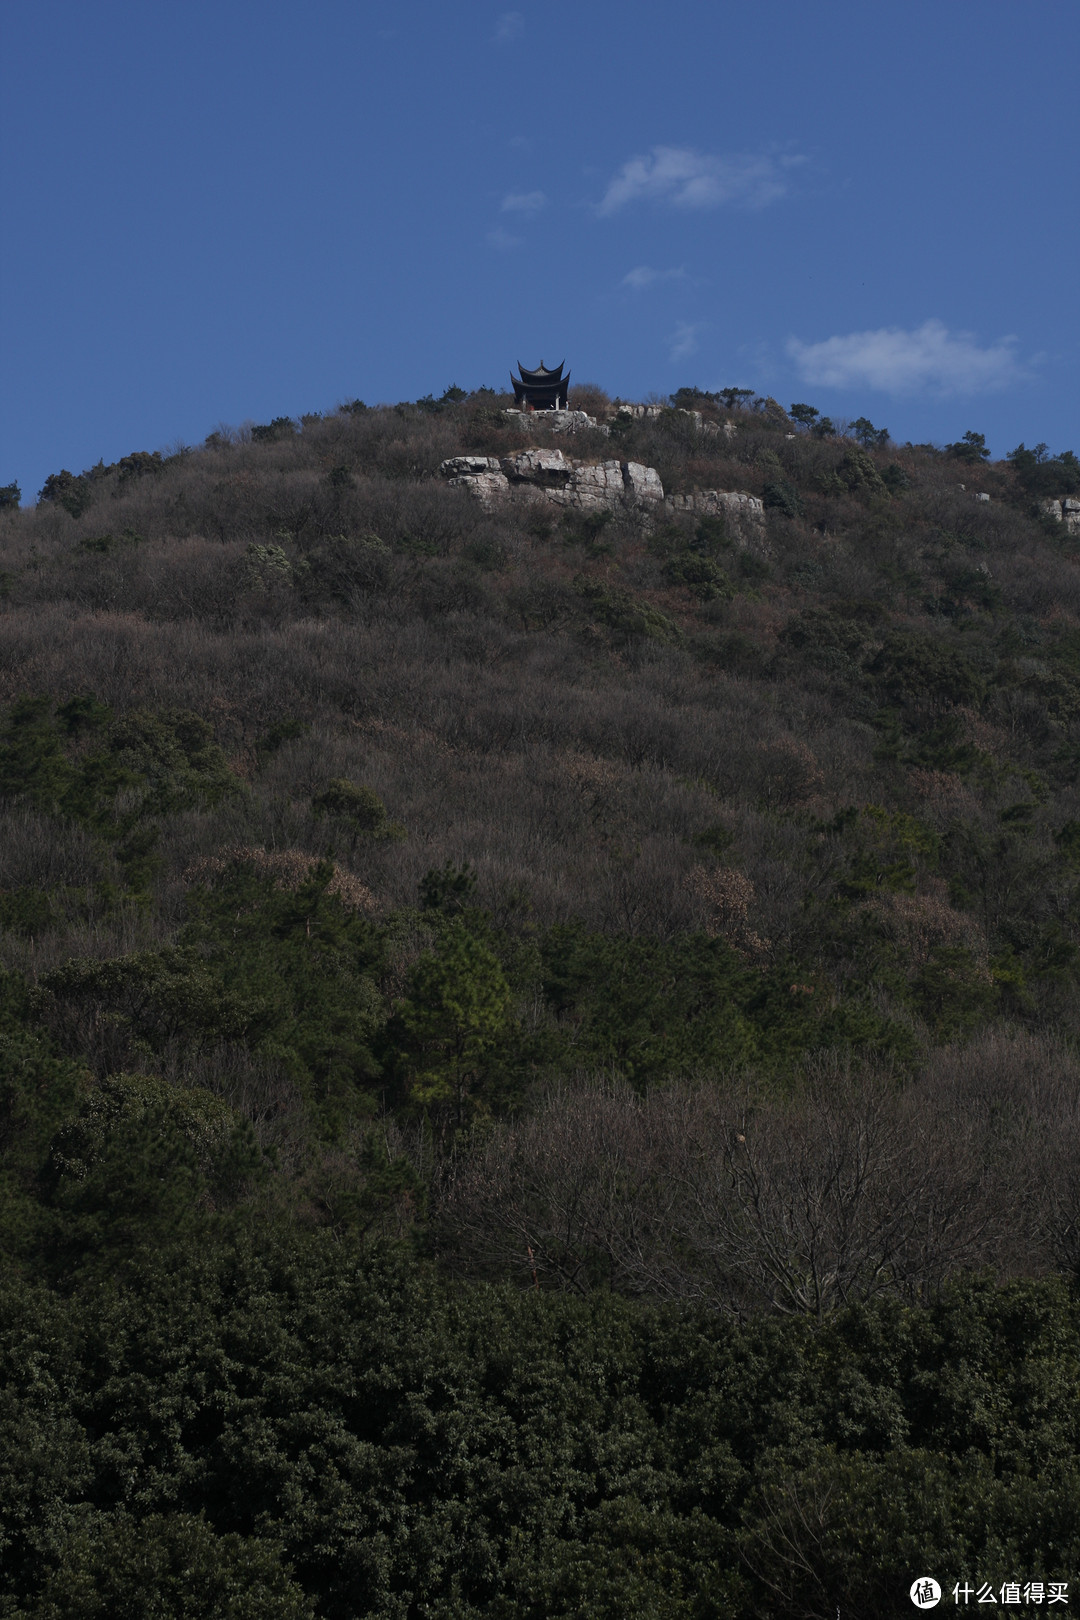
[500,448,573,485]
[1041,497,1080,531]
[623,462,664,501]
[444,467,510,506]
[441,455,503,477]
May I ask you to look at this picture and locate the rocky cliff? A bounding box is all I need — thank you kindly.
[440,446,766,545]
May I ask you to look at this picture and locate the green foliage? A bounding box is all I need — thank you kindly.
[789,402,819,428]
[30,1513,313,1619]
[564,507,614,555]
[177,865,387,1115]
[255,716,309,760]
[1008,441,1080,497]
[311,777,404,839]
[761,478,802,517]
[38,947,266,1058]
[385,921,512,1125]
[851,415,890,448]
[115,449,163,482]
[948,429,991,463]
[692,514,731,554]
[0,1251,1077,1618]
[817,447,887,497]
[38,467,92,515]
[575,580,682,644]
[0,481,20,510]
[0,697,243,893]
[76,528,144,555]
[538,927,906,1081]
[297,531,390,602]
[664,550,733,600]
[250,417,298,442]
[868,630,984,714]
[0,1017,89,1259]
[44,1074,259,1274]
[0,698,242,831]
[824,803,940,902]
[419,859,479,913]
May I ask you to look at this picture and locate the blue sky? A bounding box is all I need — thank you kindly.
[2,0,1078,502]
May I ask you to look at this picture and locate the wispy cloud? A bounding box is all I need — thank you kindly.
[599,146,803,216]
[495,11,524,41]
[487,226,521,251]
[622,265,686,290]
[787,319,1029,396]
[501,190,547,214]
[669,322,701,363]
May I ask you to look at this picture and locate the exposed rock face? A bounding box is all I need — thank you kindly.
[445,448,666,512]
[442,456,511,504]
[503,409,608,436]
[500,401,736,440]
[614,404,732,438]
[1043,497,1080,532]
[666,488,766,541]
[440,449,763,541]
[502,448,575,488]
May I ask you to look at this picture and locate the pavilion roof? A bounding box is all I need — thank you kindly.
[515,361,566,385]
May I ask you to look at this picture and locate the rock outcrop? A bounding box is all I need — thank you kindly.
[440,449,765,543]
[666,489,767,533]
[502,409,608,436]
[442,449,663,512]
[1042,497,1080,532]
[614,404,734,439]
[499,403,736,440]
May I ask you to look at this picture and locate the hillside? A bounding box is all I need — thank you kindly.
[2,386,1080,1615]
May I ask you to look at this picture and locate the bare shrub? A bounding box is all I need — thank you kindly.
[181,846,378,911]
[685,864,770,957]
[921,1029,1080,1275]
[567,382,612,418]
[436,1064,1009,1313]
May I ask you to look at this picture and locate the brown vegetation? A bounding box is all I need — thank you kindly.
[5,387,1080,1299]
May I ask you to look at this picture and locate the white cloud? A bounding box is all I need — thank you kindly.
[501,190,547,213]
[495,11,524,41]
[787,319,1029,396]
[487,226,521,251]
[622,265,686,290]
[599,146,802,215]
[669,322,701,363]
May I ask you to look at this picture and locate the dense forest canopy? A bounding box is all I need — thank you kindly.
[1,385,1079,1616]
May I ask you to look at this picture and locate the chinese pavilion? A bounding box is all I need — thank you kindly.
[511,360,570,411]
